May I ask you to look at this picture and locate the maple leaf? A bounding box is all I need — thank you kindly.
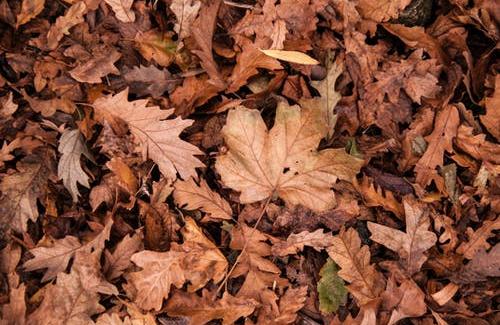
[126,217,227,310]
[174,177,233,221]
[367,198,437,275]
[356,0,411,22]
[227,44,282,92]
[166,289,257,325]
[134,29,176,67]
[480,74,500,141]
[317,259,347,314]
[104,230,143,280]
[456,218,500,259]
[272,229,335,256]
[215,102,363,211]
[415,104,460,187]
[0,156,53,233]
[46,1,87,50]
[16,0,45,27]
[69,47,121,83]
[24,217,113,282]
[381,278,427,325]
[57,129,92,202]
[327,227,386,306]
[93,88,204,181]
[124,64,179,98]
[170,0,201,41]
[104,0,135,23]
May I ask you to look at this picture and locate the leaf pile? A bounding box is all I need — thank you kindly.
[0,0,499,324]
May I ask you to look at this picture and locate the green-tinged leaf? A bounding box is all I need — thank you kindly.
[317,259,347,313]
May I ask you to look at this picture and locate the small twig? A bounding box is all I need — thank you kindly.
[217,196,272,294]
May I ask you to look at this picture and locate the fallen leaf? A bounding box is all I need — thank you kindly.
[104,0,135,23]
[431,282,459,306]
[456,218,500,259]
[126,218,227,310]
[104,230,143,280]
[170,0,201,41]
[69,47,121,83]
[0,138,22,168]
[96,313,133,325]
[367,197,437,275]
[16,0,45,27]
[124,64,179,98]
[93,88,205,180]
[166,289,257,325]
[258,286,308,324]
[327,227,386,306]
[106,157,137,195]
[134,29,176,67]
[382,278,427,325]
[47,1,87,50]
[174,177,233,222]
[480,75,500,141]
[356,0,411,22]
[215,102,363,211]
[0,284,27,325]
[0,92,18,117]
[317,259,347,314]
[260,49,319,65]
[354,176,405,218]
[58,129,92,202]
[459,244,500,282]
[272,229,335,256]
[455,125,500,164]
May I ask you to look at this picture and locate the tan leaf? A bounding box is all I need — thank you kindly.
[382,278,427,325]
[357,0,411,22]
[415,104,460,186]
[0,157,53,233]
[459,244,500,282]
[191,0,225,89]
[0,92,18,117]
[96,313,133,325]
[124,64,178,98]
[173,177,232,222]
[58,129,92,202]
[104,230,143,280]
[227,44,282,92]
[24,217,113,282]
[272,229,335,256]
[134,29,176,67]
[354,176,404,218]
[166,289,257,325]
[126,218,227,310]
[106,157,138,195]
[69,47,121,83]
[16,0,45,27]
[170,0,201,40]
[258,286,308,325]
[455,125,500,164]
[260,49,319,65]
[215,103,363,211]
[456,218,500,259]
[47,1,87,50]
[327,227,385,306]
[93,88,205,180]
[0,138,22,168]
[0,284,27,325]
[480,74,500,141]
[104,0,135,23]
[367,197,437,275]
[431,282,459,306]
[171,75,219,117]
[22,90,76,117]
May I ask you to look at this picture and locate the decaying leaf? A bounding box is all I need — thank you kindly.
[317,259,347,314]
[460,244,500,282]
[367,197,437,275]
[134,29,176,67]
[124,64,178,98]
[216,102,363,211]
[93,89,204,181]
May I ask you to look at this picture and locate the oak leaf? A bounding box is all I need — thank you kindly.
[257,286,308,324]
[104,0,135,23]
[367,197,437,275]
[480,74,500,141]
[382,278,427,325]
[47,1,87,50]
[166,289,257,325]
[126,218,227,310]
[93,88,204,180]
[174,177,233,221]
[460,244,500,282]
[272,229,335,256]
[215,102,363,211]
[57,129,92,202]
[354,176,404,218]
[24,217,113,282]
[104,230,143,280]
[16,0,45,27]
[69,47,121,83]
[455,125,500,164]
[170,0,201,41]
[456,218,500,259]
[327,227,386,306]
[124,64,178,98]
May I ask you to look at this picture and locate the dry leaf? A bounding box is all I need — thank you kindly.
[96,313,133,325]
[215,102,363,211]
[173,177,232,221]
[69,47,121,83]
[58,129,92,202]
[104,0,135,23]
[47,1,87,50]
[126,218,227,310]
[104,230,143,280]
[0,284,26,325]
[16,0,45,27]
[134,29,176,67]
[357,0,411,22]
[460,244,500,282]
[455,125,500,164]
[260,49,320,65]
[367,197,437,275]
[124,64,178,98]
[456,218,500,259]
[480,74,500,141]
[382,278,427,325]
[354,176,405,218]
[272,229,335,256]
[431,282,459,306]
[0,92,18,117]
[327,227,386,306]
[166,289,257,325]
[259,286,308,324]
[93,88,204,180]
[170,0,201,41]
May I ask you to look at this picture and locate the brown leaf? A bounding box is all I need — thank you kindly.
[367,197,437,275]
[0,138,22,168]
[354,176,405,218]
[166,290,257,325]
[57,129,92,202]
[171,75,219,117]
[0,284,27,325]
[191,0,225,89]
[480,74,500,141]
[69,47,121,83]
[22,90,76,117]
[47,1,87,50]
[258,286,308,325]
[456,218,500,259]
[455,125,500,164]
[16,0,45,27]
[431,282,459,306]
[124,64,179,98]
[415,104,460,187]
[134,29,176,67]
[93,89,205,180]
[382,278,427,325]
[126,218,227,310]
[24,217,113,282]
[215,103,363,211]
[173,177,232,222]
[327,227,386,306]
[272,229,335,256]
[104,0,135,23]
[356,0,411,22]
[227,44,282,93]
[459,244,500,282]
[170,0,201,41]
[0,92,18,117]
[104,230,143,280]
[96,313,133,325]
[106,157,138,195]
